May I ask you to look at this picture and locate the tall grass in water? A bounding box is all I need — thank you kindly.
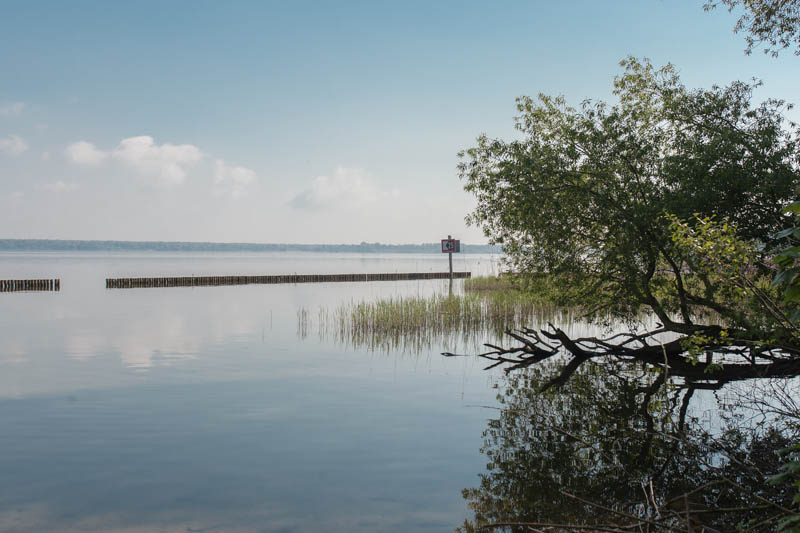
[463,274,518,292]
[298,283,579,354]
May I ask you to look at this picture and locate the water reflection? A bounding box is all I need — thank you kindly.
[291,282,800,530]
[0,252,505,531]
[459,362,798,532]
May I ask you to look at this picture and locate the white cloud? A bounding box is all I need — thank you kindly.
[289,167,398,210]
[39,181,80,192]
[65,141,107,165]
[63,135,255,192]
[65,136,204,185]
[112,136,204,186]
[214,158,256,198]
[41,151,50,160]
[7,191,24,200]
[0,135,28,155]
[0,102,24,116]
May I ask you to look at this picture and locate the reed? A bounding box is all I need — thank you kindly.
[463,274,518,292]
[298,289,578,354]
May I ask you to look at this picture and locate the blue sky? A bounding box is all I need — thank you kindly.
[1,1,798,243]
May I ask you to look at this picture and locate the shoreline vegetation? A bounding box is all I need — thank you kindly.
[452,51,800,532]
[0,239,501,254]
[297,275,588,354]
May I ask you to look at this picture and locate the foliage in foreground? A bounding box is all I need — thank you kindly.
[704,0,800,56]
[461,56,798,333]
[455,57,800,531]
[458,57,800,384]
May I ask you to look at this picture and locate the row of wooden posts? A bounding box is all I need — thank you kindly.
[0,279,60,292]
[105,271,471,289]
[1,272,471,292]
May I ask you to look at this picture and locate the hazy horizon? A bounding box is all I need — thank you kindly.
[0,237,500,251]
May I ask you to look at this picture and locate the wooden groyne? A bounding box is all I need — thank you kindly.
[106,272,471,289]
[0,279,60,292]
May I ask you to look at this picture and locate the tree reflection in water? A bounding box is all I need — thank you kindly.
[459,361,798,532]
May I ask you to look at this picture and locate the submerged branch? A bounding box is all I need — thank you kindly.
[443,325,800,387]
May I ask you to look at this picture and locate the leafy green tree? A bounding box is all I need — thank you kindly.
[704,0,800,56]
[774,200,800,316]
[668,213,800,344]
[458,58,800,383]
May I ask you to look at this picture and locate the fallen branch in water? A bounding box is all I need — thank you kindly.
[443,324,800,390]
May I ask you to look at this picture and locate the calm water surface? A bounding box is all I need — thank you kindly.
[0,252,505,532]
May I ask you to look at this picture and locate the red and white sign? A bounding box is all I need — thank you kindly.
[441,239,460,253]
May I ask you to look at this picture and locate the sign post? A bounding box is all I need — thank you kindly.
[441,235,461,280]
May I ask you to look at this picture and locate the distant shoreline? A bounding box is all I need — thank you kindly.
[0,239,501,254]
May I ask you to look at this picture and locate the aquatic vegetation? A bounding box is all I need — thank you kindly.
[463,274,518,292]
[297,289,581,354]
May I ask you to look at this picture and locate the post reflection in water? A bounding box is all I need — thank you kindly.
[458,361,798,533]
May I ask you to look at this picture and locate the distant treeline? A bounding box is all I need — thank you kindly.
[0,239,502,254]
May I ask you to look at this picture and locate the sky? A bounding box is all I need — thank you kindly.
[1,1,798,244]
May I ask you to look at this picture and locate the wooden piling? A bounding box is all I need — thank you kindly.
[104,271,471,289]
[0,278,61,292]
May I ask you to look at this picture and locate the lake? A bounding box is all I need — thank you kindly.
[0,251,510,532]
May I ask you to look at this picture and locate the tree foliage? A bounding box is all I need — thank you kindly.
[455,58,800,531]
[459,57,799,342]
[704,0,800,56]
[775,200,800,315]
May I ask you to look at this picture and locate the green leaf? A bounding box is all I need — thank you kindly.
[774,268,800,286]
[784,285,800,302]
[776,226,800,239]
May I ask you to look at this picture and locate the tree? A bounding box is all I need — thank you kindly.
[704,0,800,56]
[455,57,800,386]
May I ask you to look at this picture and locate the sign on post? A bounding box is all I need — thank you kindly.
[441,238,460,253]
[442,235,460,280]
